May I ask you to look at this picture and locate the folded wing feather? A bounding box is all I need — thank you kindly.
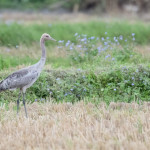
[0,67,38,91]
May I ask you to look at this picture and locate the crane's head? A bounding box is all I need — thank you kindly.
[41,33,56,41]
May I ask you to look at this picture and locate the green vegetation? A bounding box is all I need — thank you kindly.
[1,0,149,15]
[0,0,79,11]
[1,65,150,104]
[0,0,59,10]
[0,21,150,46]
[0,21,150,104]
[29,65,150,103]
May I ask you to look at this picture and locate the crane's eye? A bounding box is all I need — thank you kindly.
[46,35,49,38]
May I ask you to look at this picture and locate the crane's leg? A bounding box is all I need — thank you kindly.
[17,91,22,115]
[23,93,28,118]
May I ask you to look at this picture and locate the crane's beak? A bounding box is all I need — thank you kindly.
[50,37,56,42]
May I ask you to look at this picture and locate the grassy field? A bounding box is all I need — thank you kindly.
[1,17,150,149]
[0,101,150,150]
[1,20,150,103]
[0,21,150,46]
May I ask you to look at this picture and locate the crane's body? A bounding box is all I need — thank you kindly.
[0,33,56,117]
[0,58,45,93]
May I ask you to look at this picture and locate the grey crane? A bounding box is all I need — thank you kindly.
[0,33,56,117]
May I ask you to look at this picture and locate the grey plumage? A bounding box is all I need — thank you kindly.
[0,33,56,117]
[0,59,44,92]
[0,68,36,91]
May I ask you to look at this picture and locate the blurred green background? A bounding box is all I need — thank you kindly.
[0,0,150,13]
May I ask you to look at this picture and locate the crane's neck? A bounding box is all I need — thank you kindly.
[40,38,46,59]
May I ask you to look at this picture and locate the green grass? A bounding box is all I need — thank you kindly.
[0,0,60,10]
[0,21,150,46]
[0,51,71,70]
[0,21,150,70]
[0,55,38,70]
[1,65,150,104]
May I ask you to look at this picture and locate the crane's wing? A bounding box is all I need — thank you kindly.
[0,67,38,91]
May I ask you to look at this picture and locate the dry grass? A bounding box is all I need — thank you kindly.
[1,12,150,24]
[136,45,150,59]
[0,101,150,150]
[0,12,99,24]
[0,45,66,59]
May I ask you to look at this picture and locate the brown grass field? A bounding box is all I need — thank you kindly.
[1,11,150,24]
[0,101,150,150]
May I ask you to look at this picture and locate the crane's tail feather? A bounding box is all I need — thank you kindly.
[0,82,2,92]
[0,87,5,92]
[0,81,4,92]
